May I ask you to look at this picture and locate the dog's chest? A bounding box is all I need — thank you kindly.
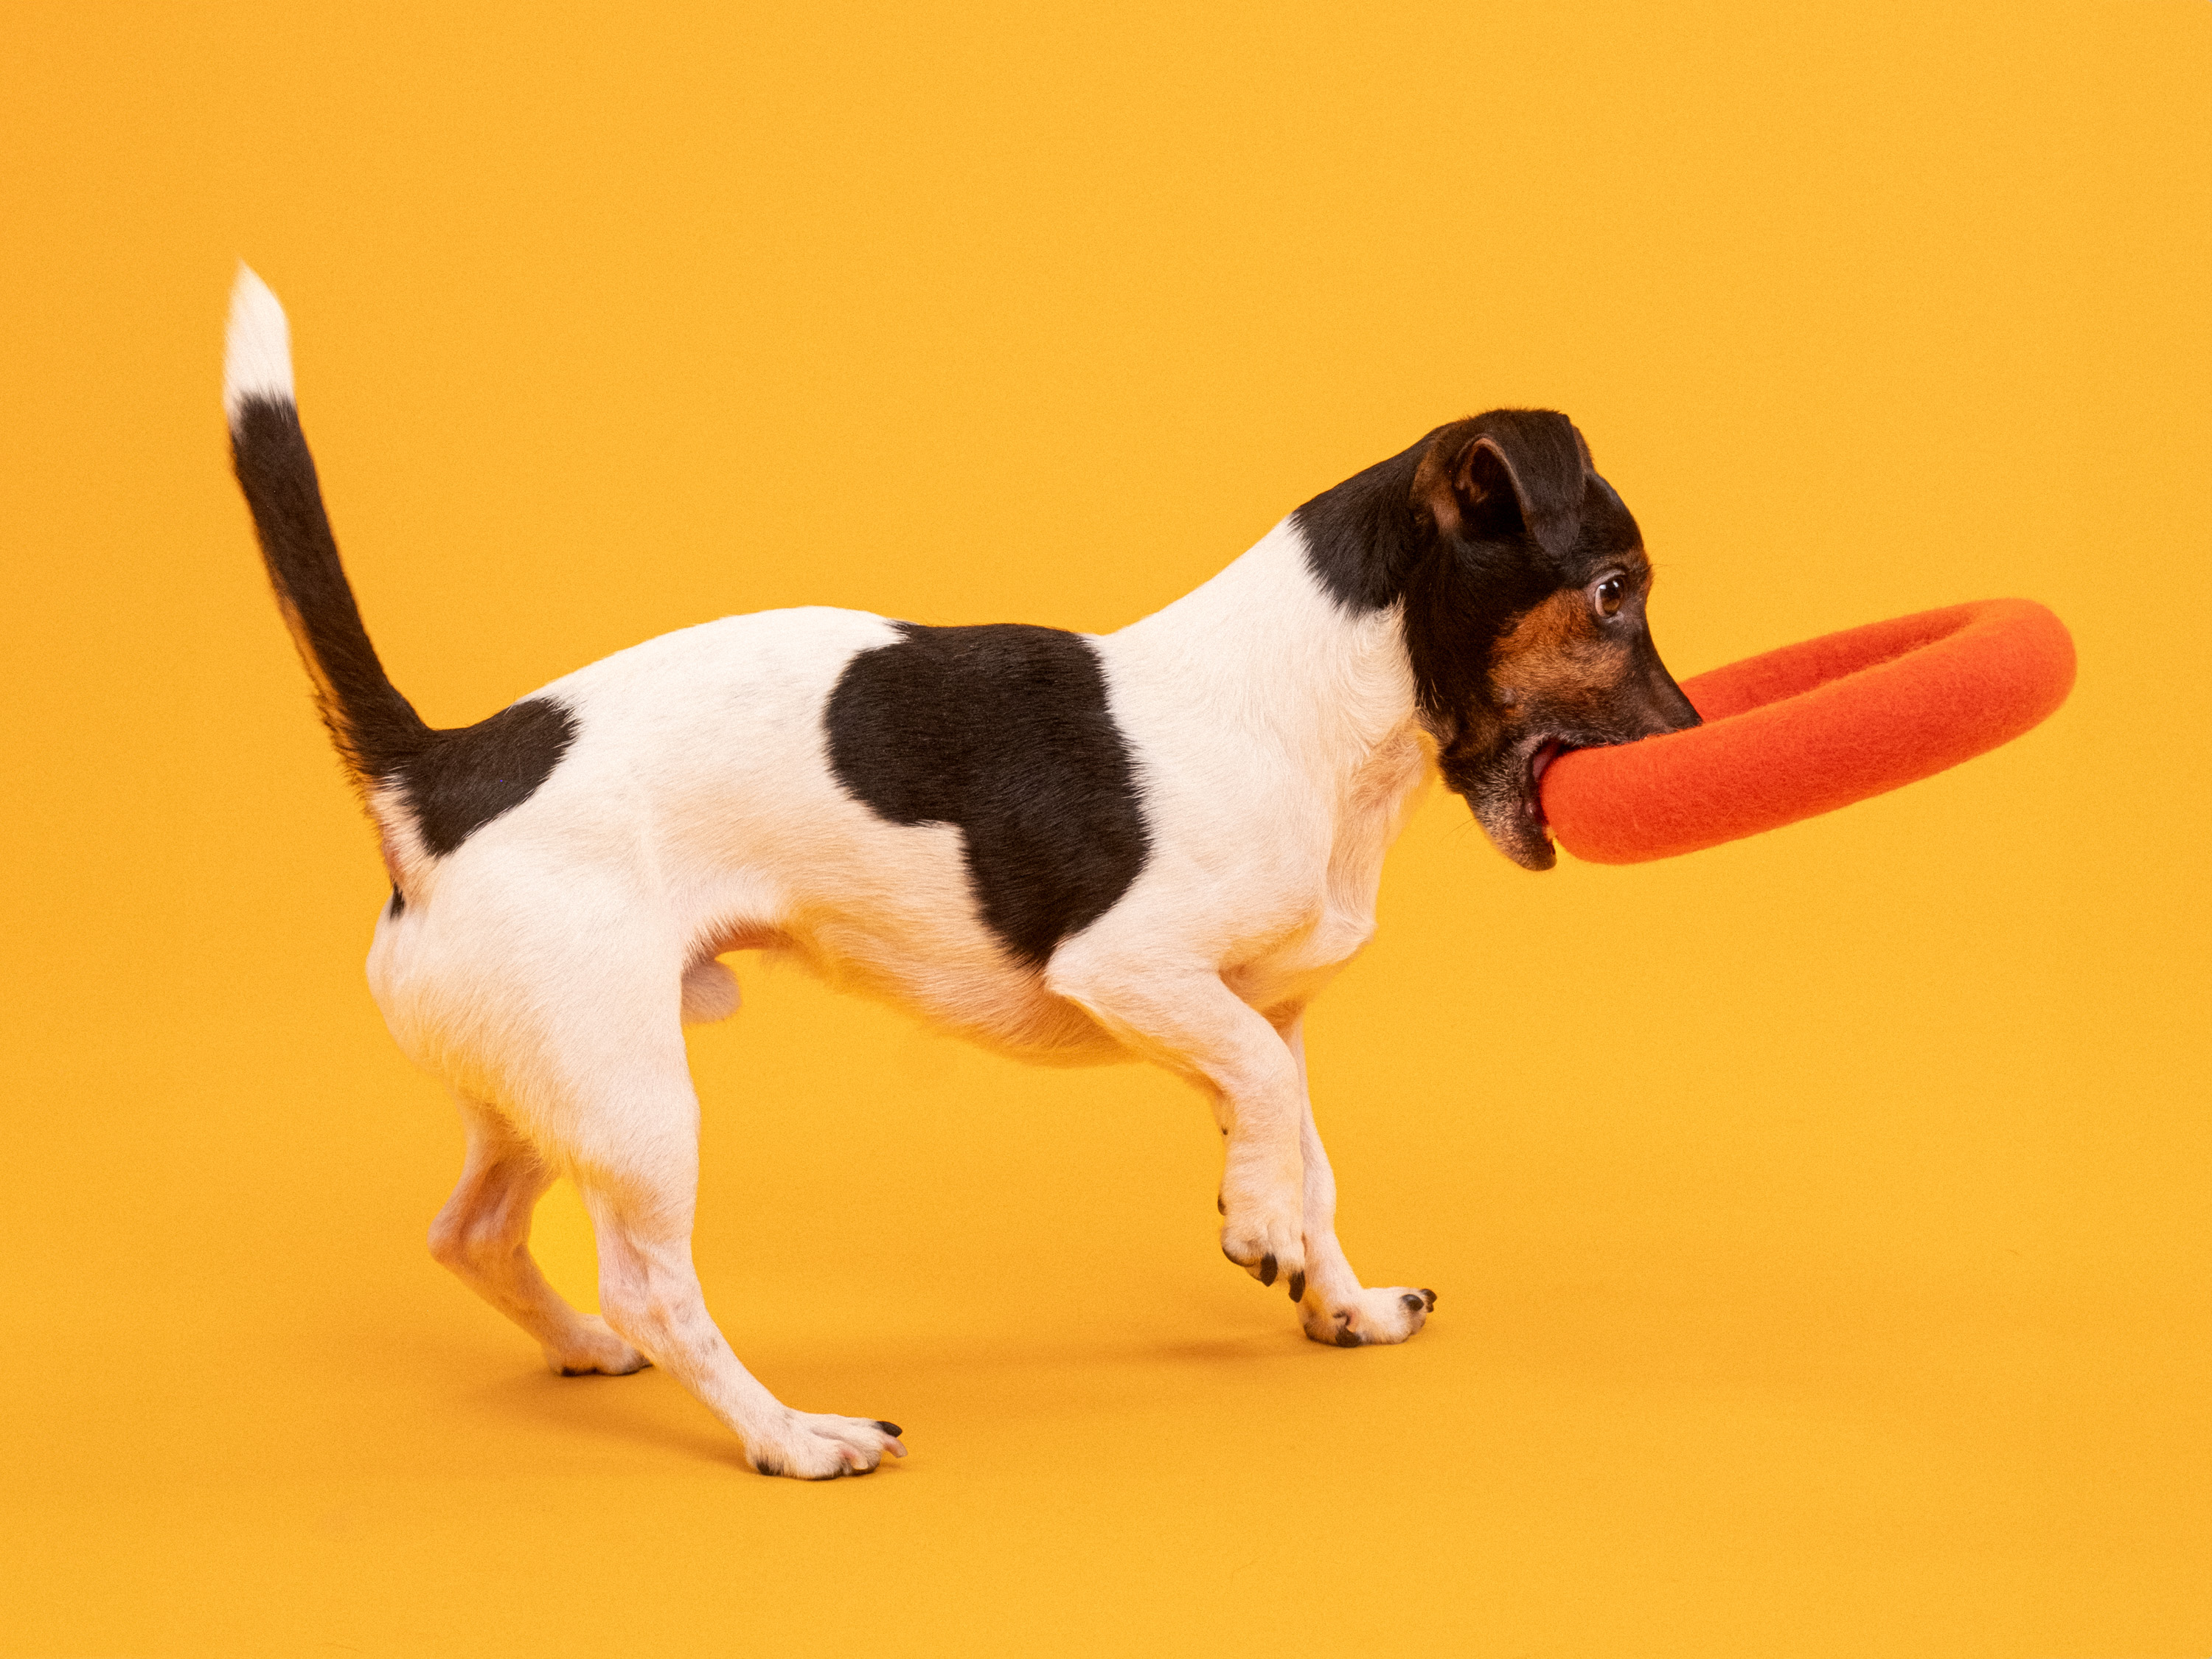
[1223,728,1433,1006]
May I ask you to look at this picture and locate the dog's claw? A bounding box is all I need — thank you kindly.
[1259,1253,1278,1287]
[1400,1293,1425,1312]
[1287,1270,1307,1302]
[1216,1194,1225,1215]
[874,1420,903,1438]
[1420,1288,1437,1310]
[1335,1325,1363,1348]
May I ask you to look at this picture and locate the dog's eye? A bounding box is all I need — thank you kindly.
[1594,576,1626,619]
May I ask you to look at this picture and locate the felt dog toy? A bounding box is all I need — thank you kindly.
[1540,598,2076,863]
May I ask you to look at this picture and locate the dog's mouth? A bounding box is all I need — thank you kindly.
[1506,736,1573,866]
[1451,731,1571,872]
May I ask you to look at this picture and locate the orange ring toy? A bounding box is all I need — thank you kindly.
[1540,598,2077,864]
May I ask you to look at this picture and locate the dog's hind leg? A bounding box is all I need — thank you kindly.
[522,987,905,1479]
[576,1147,906,1478]
[1273,1017,1436,1348]
[428,1094,649,1376]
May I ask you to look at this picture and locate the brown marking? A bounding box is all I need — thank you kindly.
[376,823,406,888]
[697,922,796,957]
[1413,431,1534,540]
[1411,440,1463,538]
[1488,589,1635,719]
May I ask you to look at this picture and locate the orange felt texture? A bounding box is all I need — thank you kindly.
[1541,598,2077,863]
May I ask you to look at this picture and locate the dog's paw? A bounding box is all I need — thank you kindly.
[545,1336,651,1377]
[745,1413,908,1480]
[543,1315,652,1377]
[1301,1285,1436,1348]
[1220,1196,1306,1296]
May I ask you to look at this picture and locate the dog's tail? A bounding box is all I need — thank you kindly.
[225,265,433,800]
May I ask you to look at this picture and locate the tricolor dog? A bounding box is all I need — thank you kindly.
[224,266,1700,1479]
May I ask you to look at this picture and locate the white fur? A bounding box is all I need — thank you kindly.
[223,264,293,424]
[254,280,1445,1478]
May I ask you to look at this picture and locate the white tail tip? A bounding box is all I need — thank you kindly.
[223,262,294,425]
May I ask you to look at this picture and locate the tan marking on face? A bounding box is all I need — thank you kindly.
[1487,588,1633,717]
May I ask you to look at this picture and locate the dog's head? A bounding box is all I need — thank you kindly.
[1298,408,1700,871]
[1405,410,1699,869]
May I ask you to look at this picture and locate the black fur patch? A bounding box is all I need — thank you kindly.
[824,624,1150,969]
[1292,435,1439,614]
[399,698,579,858]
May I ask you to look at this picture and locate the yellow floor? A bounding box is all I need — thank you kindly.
[4,3,2207,1654]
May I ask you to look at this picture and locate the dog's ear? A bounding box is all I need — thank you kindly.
[1413,411,1590,558]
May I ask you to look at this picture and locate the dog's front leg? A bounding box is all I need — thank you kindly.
[1046,953,1307,1293]
[1277,1016,1436,1347]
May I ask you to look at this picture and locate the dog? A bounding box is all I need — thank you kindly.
[223,265,1701,1478]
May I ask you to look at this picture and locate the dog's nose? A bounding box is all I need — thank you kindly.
[1631,638,1701,737]
[1652,670,1700,733]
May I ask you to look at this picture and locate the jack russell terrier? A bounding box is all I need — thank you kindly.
[224,265,1700,1478]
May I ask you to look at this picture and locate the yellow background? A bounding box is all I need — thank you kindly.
[3,3,2207,1654]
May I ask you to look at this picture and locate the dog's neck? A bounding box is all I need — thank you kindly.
[1110,517,1431,796]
